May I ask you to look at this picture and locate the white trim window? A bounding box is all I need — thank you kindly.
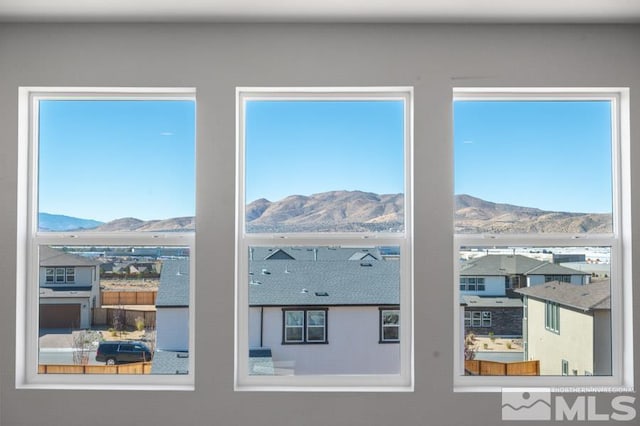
[545,301,560,334]
[16,87,196,390]
[453,88,633,391]
[235,87,414,391]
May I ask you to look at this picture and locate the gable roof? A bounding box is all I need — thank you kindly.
[251,246,381,262]
[39,246,100,267]
[249,257,399,306]
[515,280,610,311]
[460,295,523,308]
[460,254,588,277]
[156,258,190,307]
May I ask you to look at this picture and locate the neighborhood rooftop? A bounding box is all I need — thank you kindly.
[251,246,382,262]
[249,247,399,306]
[515,280,611,311]
[39,246,100,267]
[459,295,523,308]
[155,258,190,307]
[460,254,590,276]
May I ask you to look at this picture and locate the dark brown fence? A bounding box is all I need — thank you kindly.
[39,362,152,374]
[92,308,156,328]
[465,360,539,376]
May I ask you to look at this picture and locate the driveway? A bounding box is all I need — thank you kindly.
[39,328,74,349]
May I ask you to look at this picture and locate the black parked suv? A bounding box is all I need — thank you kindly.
[95,341,152,365]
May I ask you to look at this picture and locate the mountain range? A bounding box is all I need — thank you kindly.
[38,192,612,233]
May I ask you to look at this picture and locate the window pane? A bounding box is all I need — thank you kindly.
[460,246,611,376]
[383,327,399,341]
[307,311,325,326]
[248,245,400,375]
[38,100,195,232]
[306,326,325,342]
[382,311,399,325]
[245,100,405,233]
[285,327,303,342]
[38,245,190,375]
[286,311,304,326]
[454,100,612,234]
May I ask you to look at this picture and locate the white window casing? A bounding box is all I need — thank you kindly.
[453,88,633,392]
[235,87,414,391]
[16,87,196,390]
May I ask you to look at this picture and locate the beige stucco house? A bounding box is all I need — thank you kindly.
[516,280,611,376]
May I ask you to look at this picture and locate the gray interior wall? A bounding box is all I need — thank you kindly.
[0,23,638,426]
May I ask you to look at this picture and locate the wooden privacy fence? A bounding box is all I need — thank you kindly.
[101,290,157,306]
[92,308,156,328]
[39,362,152,375]
[465,360,540,376]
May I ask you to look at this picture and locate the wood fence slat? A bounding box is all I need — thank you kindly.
[38,362,152,375]
[465,359,540,376]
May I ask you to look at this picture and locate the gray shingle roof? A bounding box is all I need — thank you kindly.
[249,258,399,306]
[515,280,610,311]
[40,246,100,267]
[460,254,588,276]
[39,287,92,298]
[251,247,381,262]
[459,295,523,308]
[156,259,189,307]
[150,350,189,375]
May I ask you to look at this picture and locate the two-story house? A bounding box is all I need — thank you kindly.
[515,280,611,376]
[39,246,101,329]
[460,254,590,337]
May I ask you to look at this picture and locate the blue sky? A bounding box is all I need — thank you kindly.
[245,100,405,203]
[454,100,613,214]
[38,100,195,222]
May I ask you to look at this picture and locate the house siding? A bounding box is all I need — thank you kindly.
[250,306,400,375]
[156,307,189,351]
[525,298,595,375]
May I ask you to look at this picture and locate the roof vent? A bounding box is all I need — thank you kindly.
[249,279,262,286]
[300,288,309,294]
[261,268,271,275]
[177,353,189,359]
[360,262,373,267]
[315,292,329,297]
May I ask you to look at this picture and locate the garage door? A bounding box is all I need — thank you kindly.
[39,304,81,329]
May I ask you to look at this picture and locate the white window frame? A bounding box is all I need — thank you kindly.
[453,88,633,392]
[16,87,196,390]
[235,87,414,391]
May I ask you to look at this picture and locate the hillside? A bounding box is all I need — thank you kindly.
[39,193,611,234]
[454,194,612,234]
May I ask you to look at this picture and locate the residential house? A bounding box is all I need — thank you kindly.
[515,280,611,376]
[460,254,590,295]
[39,246,101,329]
[248,247,400,375]
[151,258,190,374]
[459,254,590,337]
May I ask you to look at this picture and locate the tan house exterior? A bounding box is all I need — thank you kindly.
[516,280,611,376]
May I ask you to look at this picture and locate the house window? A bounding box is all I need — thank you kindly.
[545,301,560,333]
[236,87,413,390]
[380,308,400,342]
[454,88,631,390]
[465,311,491,328]
[544,275,571,283]
[562,360,569,376]
[460,276,485,291]
[282,309,327,344]
[17,87,196,390]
